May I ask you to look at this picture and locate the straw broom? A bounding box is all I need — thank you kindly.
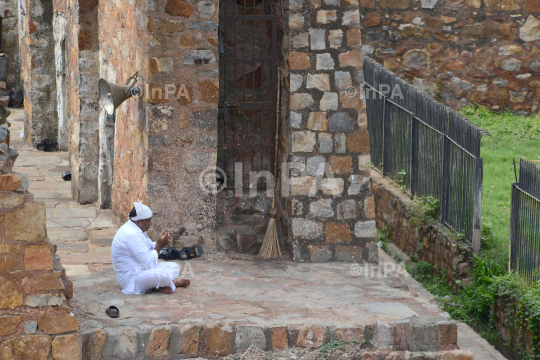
[259,68,282,260]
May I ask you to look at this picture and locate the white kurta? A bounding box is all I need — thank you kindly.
[111,220,179,295]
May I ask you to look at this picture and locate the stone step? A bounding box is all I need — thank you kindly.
[75,319,471,359]
[217,226,262,254]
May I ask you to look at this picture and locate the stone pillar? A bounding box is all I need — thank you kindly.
[143,0,219,251]
[0,1,22,89]
[283,0,376,262]
[18,0,58,147]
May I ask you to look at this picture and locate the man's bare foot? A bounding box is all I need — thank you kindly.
[174,279,190,288]
[153,287,173,294]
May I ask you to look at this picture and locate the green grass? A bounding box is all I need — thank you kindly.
[462,106,540,268]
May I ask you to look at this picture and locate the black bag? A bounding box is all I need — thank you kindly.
[159,246,204,261]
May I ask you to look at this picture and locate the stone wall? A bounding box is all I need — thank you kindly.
[0,188,78,357]
[361,0,540,114]
[282,0,376,262]
[372,171,474,291]
[493,294,534,356]
[18,0,58,147]
[0,0,21,89]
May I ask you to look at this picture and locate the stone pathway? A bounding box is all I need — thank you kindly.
[9,108,118,271]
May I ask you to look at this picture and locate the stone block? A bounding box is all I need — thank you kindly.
[35,272,64,291]
[328,30,343,49]
[307,156,326,176]
[320,92,338,111]
[307,74,330,92]
[309,28,326,50]
[290,74,304,92]
[0,242,22,254]
[341,92,365,110]
[290,112,302,129]
[25,295,50,307]
[403,49,432,70]
[24,321,38,334]
[394,320,414,350]
[337,199,358,220]
[347,131,370,152]
[292,218,323,240]
[339,49,363,68]
[309,199,334,217]
[199,1,216,18]
[374,321,394,348]
[146,326,171,356]
[189,109,218,130]
[347,28,362,47]
[319,133,333,153]
[335,246,364,262]
[364,196,376,219]
[164,0,193,17]
[114,329,138,360]
[329,113,354,132]
[206,324,233,356]
[330,156,352,174]
[296,324,327,347]
[366,241,379,263]
[0,315,20,336]
[308,245,333,261]
[0,255,22,273]
[355,220,377,238]
[365,12,381,28]
[270,326,288,350]
[0,174,22,191]
[52,334,80,360]
[321,178,344,195]
[317,10,337,24]
[307,112,328,131]
[0,192,24,208]
[178,324,201,354]
[290,94,315,111]
[348,175,369,195]
[38,310,78,335]
[81,329,106,360]
[342,10,359,26]
[292,131,316,152]
[235,325,266,353]
[0,335,51,360]
[326,223,351,243]
[291,177,317,196]
[289,52,311,70]
[437,321,457,349]
[316,53,335,70]
[24,244,53,271]
[236,227,258,254]
[335,71,352,90]
[0,275,22,309]
[443,350,475,359]
[4,202,47,242]
[501,58,521,71]
[147,18,185,33]
[335,133,346,153]
[289,13,305,29]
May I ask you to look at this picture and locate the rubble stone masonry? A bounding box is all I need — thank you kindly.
[0,186,79,357]
[361,0,540,113]
[283,0,377,262]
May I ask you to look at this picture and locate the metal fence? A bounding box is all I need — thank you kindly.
[510,159,540,281]
[363,57,489,253]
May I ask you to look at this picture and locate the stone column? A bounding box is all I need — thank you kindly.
[283,0,376,262]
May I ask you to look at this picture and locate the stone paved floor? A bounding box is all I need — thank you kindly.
[8,108,507,359]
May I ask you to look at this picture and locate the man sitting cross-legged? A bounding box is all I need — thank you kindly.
[111,201,190,295]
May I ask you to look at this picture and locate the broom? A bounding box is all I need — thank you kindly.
[259,68,282,260]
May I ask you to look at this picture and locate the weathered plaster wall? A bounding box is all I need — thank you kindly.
[1,0,21,89]
[361,0,540,114]
[282,0,376,262]
[19,0,58,147]
[142,0,220,251]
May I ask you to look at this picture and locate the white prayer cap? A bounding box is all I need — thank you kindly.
[130,201,153,221]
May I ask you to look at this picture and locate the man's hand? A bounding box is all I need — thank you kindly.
[155,231,171,254]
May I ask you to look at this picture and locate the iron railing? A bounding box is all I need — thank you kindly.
[510,159,540,282]
[363,57,489,253]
